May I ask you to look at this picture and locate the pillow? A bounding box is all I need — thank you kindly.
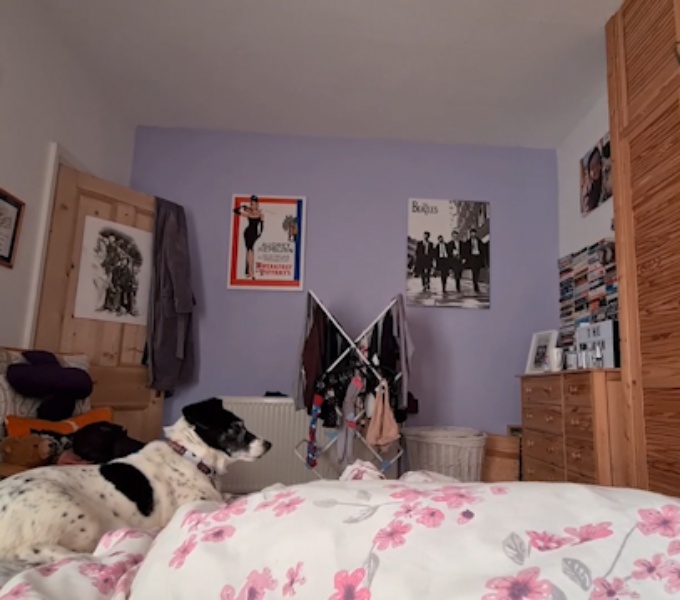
[5,407,113,438]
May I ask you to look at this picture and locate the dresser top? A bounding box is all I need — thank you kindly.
[517,368,621,378]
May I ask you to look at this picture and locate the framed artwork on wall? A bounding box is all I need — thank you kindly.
[407,198,490,308]
[580,132,613,217]
[0,188,25,269]
[228,194,306,291]
[525,329,559,374]
[73,216,153,325]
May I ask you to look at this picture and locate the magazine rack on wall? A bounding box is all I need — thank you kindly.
[294,290,405,479]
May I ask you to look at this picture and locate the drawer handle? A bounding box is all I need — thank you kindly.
[570,451,582,460]
[545,415,555,423]
[568,385,578,393]
[525,387,533,393]
[526,440,535,448]
[527,468,535,475]
[526,412,534,419]
[547,446,555,454]
[570,418,580,426]
[543,386,552,393]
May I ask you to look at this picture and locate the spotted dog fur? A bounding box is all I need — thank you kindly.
[0,398,271,565]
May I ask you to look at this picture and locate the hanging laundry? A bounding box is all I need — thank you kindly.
[365,380,400,452]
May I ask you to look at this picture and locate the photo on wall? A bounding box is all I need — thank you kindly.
[73,216,153,326]
[407,198,490,308]
[228,194,306,291]
[580,132,613,217]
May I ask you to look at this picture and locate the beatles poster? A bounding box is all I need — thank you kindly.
[407,198,490,309]
[228,194,306,291]
[73,216,153,325]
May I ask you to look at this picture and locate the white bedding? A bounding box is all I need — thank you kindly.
[2,471,680,599]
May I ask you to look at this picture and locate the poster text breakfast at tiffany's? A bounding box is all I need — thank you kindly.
[228,194,306,291]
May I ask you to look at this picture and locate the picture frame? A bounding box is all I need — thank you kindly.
[525,329,559,374]
[227,194,306,291]
[0,188,25,269]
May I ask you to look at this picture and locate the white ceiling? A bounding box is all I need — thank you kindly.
[40,0,622,148]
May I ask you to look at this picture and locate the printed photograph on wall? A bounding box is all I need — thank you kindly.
[407,198,490,308]
[580,132,612,216]
[73,216,153,325]
[0,188,25,269]
[228,194,306,291]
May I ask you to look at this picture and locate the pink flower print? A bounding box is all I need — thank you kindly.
[483,567,551,600]
[114,563,142,597]
[273,496,304,517]
[373,520,412,551]
[564,522,613,544]
[220,568,278,600]
[274,490,295,500]
[283,561,306,597]
[395,502,421,519]
[79,562,129,595]
[169,534,197,569]
[389,488,429,503]
[638,504,680,537]
[632,554,667,581]
[0,583,31,600]
[256,499,278,511]
[457,509,475,525]
[670,540,680,555]
[590,577,639,599]
[213,498,248,521]
[417,506,445,528]
[526,531,571,552]
[660,561,680,593]
[37,557,74,577]
[202,525,236,542]
[329,568,371,600]
[181,510,207,531]
[432,487,480,509]
[491,486,509,495]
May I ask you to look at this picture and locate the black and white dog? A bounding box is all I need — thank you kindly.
[0,397,271,564]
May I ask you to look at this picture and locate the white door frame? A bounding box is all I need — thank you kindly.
[23,142,91,348]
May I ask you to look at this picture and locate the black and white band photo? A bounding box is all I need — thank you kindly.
[74,216,153,326]
[407,198,490,309]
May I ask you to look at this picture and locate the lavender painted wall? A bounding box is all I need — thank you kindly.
[131,127,558,433]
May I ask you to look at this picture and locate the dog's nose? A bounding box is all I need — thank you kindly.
[263,440,272,452]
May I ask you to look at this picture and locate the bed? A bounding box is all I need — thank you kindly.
[1,468,679,599]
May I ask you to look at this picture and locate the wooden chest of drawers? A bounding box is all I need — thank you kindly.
[520,370,630,487]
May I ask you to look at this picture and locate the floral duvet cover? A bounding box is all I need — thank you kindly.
[2,472,680,599]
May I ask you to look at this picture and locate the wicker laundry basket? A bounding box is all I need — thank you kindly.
[401,426,487,482]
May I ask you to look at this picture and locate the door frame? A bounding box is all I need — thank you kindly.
[23,142,91,348]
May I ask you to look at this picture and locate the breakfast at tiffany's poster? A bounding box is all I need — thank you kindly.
[228,194,306,291]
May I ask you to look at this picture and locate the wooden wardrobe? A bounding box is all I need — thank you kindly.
[606,0,680,495]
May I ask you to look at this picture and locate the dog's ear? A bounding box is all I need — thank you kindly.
[182,398,224,429]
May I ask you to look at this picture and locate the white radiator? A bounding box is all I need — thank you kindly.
[217,396,398,494]
[217,396,336,494]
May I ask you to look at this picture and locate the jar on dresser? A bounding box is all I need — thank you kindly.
[519,370,631,487]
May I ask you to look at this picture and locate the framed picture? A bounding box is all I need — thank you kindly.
[525,329,559,374]
[0,188,25,269]
[73,216,153,326]
[580,132,613,217]
[228,194,306,291]
[407,198,490,308]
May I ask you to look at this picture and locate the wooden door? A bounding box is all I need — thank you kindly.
[33,165,162,441]
[614,0,680,129]
[608,6,680,493]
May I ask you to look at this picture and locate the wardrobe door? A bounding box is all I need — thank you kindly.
[629,91,680,495]
[616,0,680,128]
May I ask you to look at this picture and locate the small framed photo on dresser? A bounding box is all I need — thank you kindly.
[0,188,25,269]
[525,329,559,374]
